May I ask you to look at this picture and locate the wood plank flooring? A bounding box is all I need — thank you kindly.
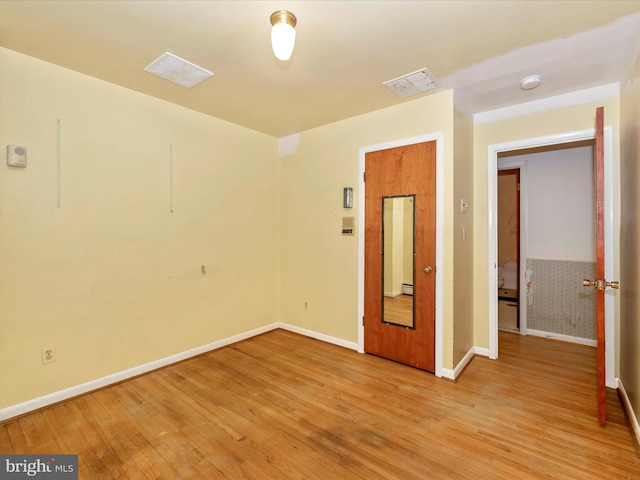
[1,329,639,479]
[383,294,413,327]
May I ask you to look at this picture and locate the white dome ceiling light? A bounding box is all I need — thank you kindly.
[520,75,542,90]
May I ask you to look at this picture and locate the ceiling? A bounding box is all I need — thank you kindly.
[1,1,640,138]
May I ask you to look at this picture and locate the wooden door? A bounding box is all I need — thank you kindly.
[584,106,618,425]
[364,141,436,371]
[594,106,607,425]
[497,168,521,329]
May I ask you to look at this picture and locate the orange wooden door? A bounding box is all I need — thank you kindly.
[497,168,521,328]
[594,106,607,425]
[583,106,619,424]
[364,141,436,371]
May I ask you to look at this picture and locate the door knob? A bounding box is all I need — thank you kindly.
[582,279,619,290]
[424,266,433,274]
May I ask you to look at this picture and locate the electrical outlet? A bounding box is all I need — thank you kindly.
[41,346,56,364]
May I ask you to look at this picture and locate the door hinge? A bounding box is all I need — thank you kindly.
[362,316,365,325]
[363,171,366,182]
[517,182,520,191]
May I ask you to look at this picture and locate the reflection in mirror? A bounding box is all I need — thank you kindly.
[382,195,415,328]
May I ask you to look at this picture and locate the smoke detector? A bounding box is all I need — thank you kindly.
[520,75,542,90]
[383,68,440,98]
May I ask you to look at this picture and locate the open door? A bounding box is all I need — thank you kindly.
[582,106,619,425]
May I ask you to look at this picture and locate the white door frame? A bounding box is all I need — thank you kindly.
[357,132,445,378]
[488,127,615,387]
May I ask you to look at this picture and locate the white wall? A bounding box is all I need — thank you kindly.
[520,146,594,262]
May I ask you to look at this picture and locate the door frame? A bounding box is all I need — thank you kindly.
[488,127,615,387]
[357,132,445,378]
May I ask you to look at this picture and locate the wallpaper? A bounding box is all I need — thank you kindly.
[526,259,596,340]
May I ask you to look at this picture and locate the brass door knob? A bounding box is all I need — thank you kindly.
[582,279,620,290]
[424,266,433,274]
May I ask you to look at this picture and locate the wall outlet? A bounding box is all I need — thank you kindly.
[41,346,56,364]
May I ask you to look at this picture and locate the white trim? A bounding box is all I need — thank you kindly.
[441,346,490,381]
[474,346,490,357]
[0,323,357,422]
[384,290,403,298]
[0,323,280,422]
[358,132,445,377]
[603,131,615,387]
[497,159,528,336]
[441,346,475,380]
[526,329,597,347]
[618,378,640,448]
[440,368,455,380]
[488,127,615,388]
[475,83,620,125]
[277,323,358,350]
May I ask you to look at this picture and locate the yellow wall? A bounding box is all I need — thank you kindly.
[453,102,475,365]
[620,51,640,418]
[278,91,457,368]
[0,48,280,408]
[472,93,621,354]
[403,197,414,287]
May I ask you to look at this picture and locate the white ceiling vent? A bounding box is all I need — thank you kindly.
[144,52,213,88]
[383,68,440,98]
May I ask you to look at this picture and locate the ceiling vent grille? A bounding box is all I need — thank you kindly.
[144,52,213,88]
[383,67,440,98]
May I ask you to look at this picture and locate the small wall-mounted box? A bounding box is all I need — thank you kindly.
[7,145,26,167]
[342,216,355,235]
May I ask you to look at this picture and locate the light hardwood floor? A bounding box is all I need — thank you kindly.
[1,330,639,479]
[383,294,413,327]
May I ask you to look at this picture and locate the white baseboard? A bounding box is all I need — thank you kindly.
[527,329,597,347]
[277,322,358,351]
[441,346,483,381]
[474,346,490,357]
[0,323,280,422]
[617,378,640,448]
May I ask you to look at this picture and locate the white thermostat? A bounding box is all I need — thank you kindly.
[7,145,26,167]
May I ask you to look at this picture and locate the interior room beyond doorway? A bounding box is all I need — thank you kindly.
[497,140,596,345]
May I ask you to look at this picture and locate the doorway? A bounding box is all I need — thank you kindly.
[357,133,445,377]
[497,142,598,342]
[497,168,521,334]
[488,127,615,387]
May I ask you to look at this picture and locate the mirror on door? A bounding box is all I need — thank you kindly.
[382,195,416,328]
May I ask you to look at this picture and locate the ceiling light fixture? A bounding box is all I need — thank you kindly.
[270,10,297,61]
[520,75,542,90]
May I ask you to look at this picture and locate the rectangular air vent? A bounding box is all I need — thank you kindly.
[383,67,440,98]
[144,52,213,88]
